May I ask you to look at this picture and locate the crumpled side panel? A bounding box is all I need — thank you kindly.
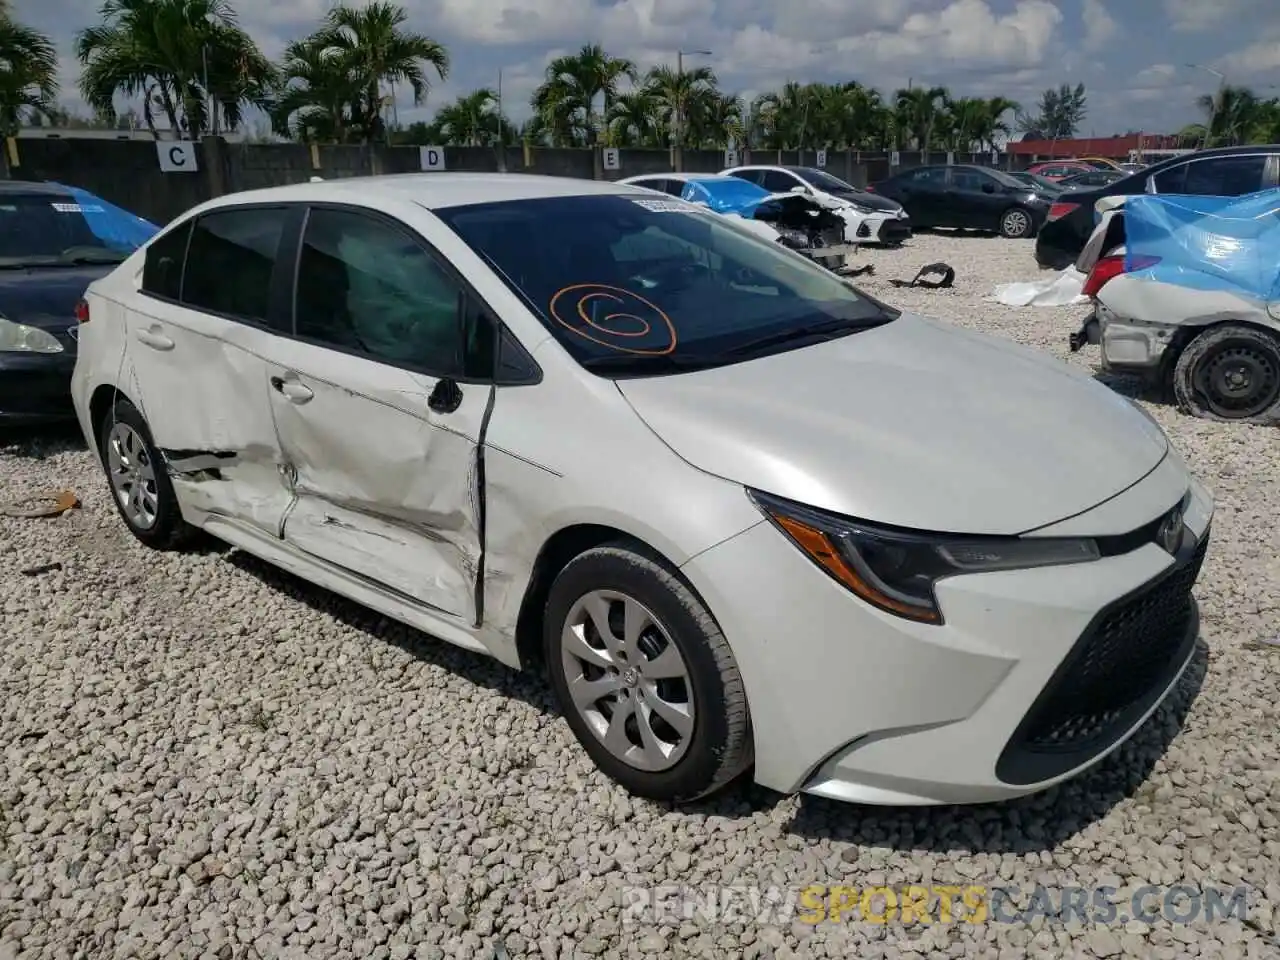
[1122,188,1280,303]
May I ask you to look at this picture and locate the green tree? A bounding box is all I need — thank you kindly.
[894,85,949,152]
[77,0,273,139]
[431,87,508,146]
[1017,83,1086,140]
[531,44,636,147]
[0,9,58,135]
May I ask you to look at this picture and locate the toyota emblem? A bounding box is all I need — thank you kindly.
[1157,506,1184,555]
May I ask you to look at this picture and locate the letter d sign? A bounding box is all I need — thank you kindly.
[420,146,446,171]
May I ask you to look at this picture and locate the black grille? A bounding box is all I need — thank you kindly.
[879,219,912,244]
[996,530,1208,786]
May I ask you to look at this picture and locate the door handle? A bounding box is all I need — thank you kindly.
[269,376,314,404]
[135,326,174,351]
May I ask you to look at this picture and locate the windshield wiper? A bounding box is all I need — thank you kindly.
[580,352,730,375]
[722,315,885,357]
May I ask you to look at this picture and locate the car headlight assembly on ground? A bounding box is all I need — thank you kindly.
[0,316,63,354]
[750,489,1101,624]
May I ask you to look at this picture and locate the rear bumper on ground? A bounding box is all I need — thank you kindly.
[680,467,1213,805]
[0,353,77,423]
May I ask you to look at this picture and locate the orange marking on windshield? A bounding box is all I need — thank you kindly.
[548,284,678,355]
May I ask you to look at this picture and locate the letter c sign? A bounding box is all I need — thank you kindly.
[156,141,199,173]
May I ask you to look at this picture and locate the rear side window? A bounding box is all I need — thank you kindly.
[1182,155,1267,195]
[181,207,288,323]
[760,170,800,192]
[141,221,191,300]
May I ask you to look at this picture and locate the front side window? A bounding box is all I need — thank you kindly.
[438,194,894,377]
[294,207,466,375]
[727,169,764,186]
[182,207,288,323]
[141,220,192,300]
[907,167,946,185]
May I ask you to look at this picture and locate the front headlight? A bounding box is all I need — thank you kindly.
[0,316,63,354]
[750,490,1100,625]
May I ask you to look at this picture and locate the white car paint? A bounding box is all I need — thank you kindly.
[617,173,783,242]
[72,173,1213,806]
[720,164,910,244]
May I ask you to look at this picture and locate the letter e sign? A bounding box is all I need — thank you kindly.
[157,141,198,173]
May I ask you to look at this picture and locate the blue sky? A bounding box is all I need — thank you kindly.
[22,0,1280,136]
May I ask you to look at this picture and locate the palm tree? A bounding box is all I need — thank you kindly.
[531,44,636,147]
[77,0,271,139]
[431,87,506,146]
[1196,84,1263,146]
[894,85,948,152]
[607,90,661,147]
[270,36,352,141]
[751,81,813,149]
[0,11,58,135]
[697,92,743,148]
[641,63,717,147]
[316,2,448,143]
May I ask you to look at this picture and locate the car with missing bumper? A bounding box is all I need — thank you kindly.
[73,173,1212,806]
[1072,188,1280,423]
[721,164,911,245]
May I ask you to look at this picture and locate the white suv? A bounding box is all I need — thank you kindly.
[722,164,911,245]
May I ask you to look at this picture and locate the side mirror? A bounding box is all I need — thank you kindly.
[790,185,809,194]
[981,182,996,194]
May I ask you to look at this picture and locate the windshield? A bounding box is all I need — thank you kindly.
[0,194,132,266]
[796,168,864,194]
[437,194,894,377]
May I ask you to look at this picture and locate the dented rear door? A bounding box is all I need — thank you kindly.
[261,204,490,622]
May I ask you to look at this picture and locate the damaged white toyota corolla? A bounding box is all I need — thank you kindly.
[72,173,1214,806]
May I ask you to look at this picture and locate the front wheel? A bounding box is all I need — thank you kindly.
[543,544,752,802]
[1173,324,1280,423]
[999,206,1035,239]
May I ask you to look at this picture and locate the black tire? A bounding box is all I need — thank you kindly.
[999,206,1035,239]
[98,398,196,549]
[1173,324,1280,423]
[543,543,752,802]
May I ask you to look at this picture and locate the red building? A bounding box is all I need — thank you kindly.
[1007,133,1188,161]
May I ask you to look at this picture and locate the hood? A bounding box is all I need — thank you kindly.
[823,187,903,213]
[0,264,111,332]
[617,313,1170,535]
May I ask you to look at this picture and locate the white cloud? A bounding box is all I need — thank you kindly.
[1163,0,1247,33]
[437,0,716,46]
[1081,0,1117,50]
[1213,40,1280,77]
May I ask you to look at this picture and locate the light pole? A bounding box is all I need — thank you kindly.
[1187,63,1225,148]
[675,48,711,165]
[203,11,218,137]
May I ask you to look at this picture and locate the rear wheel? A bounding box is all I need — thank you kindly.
[1173,324,1280,423]
[98,398,195,549]
[544,543,752,802]
[999,206,1035,239]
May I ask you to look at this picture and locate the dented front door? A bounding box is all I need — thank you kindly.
[262,343,487,621]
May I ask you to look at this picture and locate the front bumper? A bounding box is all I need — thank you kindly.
[0,352,77,423]
[845,212,911,245]
[680,459,1213,805]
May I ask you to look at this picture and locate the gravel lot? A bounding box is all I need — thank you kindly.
[1,232,1277,960]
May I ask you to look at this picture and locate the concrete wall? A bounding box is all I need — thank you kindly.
[1,135,1010,225]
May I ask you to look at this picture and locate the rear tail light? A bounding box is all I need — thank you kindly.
[1082,254,1161,299]
[74,298,90,324]
[1047,201,1080,222]
[865,184,877,192]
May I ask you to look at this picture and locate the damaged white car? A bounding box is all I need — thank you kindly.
[73,174,1212,806]
[721,164,912,245]
[1073,188,1280,423]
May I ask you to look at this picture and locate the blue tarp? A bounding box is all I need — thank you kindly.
[679,176,773,217]
[48,182,159,252]
[1122,188,1280,302]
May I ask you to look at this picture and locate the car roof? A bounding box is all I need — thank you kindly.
[0,180,74,196]
[199,173,654,212]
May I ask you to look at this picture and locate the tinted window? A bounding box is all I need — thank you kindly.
[795,168,856,192]
[182,208,287,322]
[727,169,764,186]
[1152,163,1186,193]
[906,167,946,185]
[663,180,687,196]
[141,221,191,300]
[295,207,466,375]
[628,178,666,192]
[438,194,892,377]
[1182,155,1267,195]
[760,170,802,192]
[0,193,130,265]
[952,169,994,191]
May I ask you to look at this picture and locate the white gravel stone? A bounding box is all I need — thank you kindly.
[1,233,1277,959]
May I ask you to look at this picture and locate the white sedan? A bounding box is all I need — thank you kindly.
[71,173,1213,805]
